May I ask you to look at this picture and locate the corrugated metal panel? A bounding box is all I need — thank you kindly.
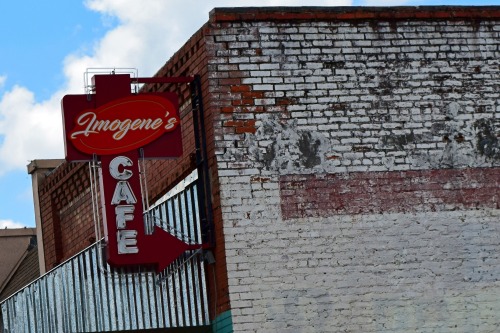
[1,245,209,332]
[1,173,210,332]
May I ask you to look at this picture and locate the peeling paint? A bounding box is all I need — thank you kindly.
[413,103,500,169]
[381,133,417,150]
[251,115,328,172]
[262,143,276,169]
[298,132,321,168]
[475,118,500,160]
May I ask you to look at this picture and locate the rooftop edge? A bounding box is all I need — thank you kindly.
[209,6,500,22]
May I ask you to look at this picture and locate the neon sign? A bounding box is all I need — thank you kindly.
[62,74,189,272]
[68,95,179,155]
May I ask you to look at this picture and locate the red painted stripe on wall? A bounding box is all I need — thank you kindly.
[280,168,500,219]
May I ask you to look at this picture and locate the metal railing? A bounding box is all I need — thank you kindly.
[1,171,210,332]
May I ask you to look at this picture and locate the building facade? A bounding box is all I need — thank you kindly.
[3,6,500,333]
[0,228,39,302]
[206,6,500,332]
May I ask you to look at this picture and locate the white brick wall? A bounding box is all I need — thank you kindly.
[209,16,500,332]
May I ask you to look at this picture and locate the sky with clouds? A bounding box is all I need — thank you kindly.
[0,0,497,229]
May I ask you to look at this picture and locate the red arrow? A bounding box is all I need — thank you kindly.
[141,227,210,273]
[139,226,193,273]
[106,224,206,273]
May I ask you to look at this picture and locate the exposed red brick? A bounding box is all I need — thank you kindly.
[251,176,271,183]
[230,85,251,92]
[224,120,244,127]
[232,98,255,106]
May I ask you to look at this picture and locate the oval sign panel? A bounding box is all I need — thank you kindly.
[69,95,180,155]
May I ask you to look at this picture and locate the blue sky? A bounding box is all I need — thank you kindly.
[0,0,498,228]
[0,1,111,100]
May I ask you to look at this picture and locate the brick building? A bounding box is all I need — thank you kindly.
[2,6,500,333]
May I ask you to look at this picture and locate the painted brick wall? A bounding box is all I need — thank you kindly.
[206,7,500,332]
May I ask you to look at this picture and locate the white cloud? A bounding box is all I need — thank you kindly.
[0,76,6,89]
[0,219,26,229]
[0,86,63,174]
[0,0,351,174]
[72,0,353,80]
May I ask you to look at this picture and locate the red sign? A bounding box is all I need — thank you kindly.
[101,152,190,272]
[62,74,182,161]
[61,74,189,272]
[68,95,179,155]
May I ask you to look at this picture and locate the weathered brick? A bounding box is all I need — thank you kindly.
[207,8,500,333]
